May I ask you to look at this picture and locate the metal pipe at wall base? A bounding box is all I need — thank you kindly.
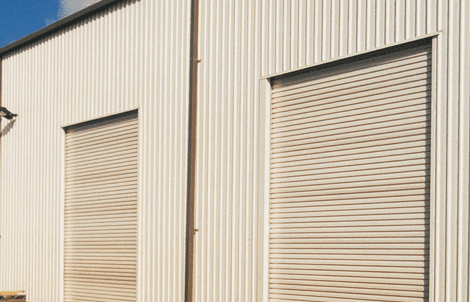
[184,0,200,300]
[0,291,26,300]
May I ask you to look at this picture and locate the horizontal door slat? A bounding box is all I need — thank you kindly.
[271,140,430,168]
[272,65,430,105]
[272,170,429,190]
[272,129,430,155]
[271,176,429,194]
[272,71,430,106]
[272,77,430,114]
[272,114,429,145]
[270,46,430,302]
[66,123,138,144]
[66,115,137,135]
[270,283,426,298]
[65,113,138,302]
[272,86,430,121]
[272,46,431,91]
[270,218,429,229]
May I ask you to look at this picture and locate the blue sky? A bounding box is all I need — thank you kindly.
[0,0,100,48]
[0,0,61,48]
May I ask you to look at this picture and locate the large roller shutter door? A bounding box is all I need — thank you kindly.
[64,111,138,302]
[269,45,431,302]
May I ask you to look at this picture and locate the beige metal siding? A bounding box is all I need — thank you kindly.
[0,0,468,302]
[269,45,432,302]
[193,0,262,301]
[64,111,138,302]
[261,0,437,76]
[193,0,470,301]
[0,1,191,301]
[261,2,470,299]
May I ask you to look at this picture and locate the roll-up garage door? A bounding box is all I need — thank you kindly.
[269,44,431,302]
[64,110,138,302]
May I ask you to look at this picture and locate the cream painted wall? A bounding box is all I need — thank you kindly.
[1,1,191,301]
[1,0,469,301]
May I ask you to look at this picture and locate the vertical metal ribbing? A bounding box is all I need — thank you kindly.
[366,0,376,49]
[416,0,426,37]
[446,0,460,301]
[406,0,416,40]
[0,56,2,241]
[339,0,348,56]
[434,1,448,301]
[259,2,470,301]
[193,1,261,300]
[347,0,357,54]
[260,0,454,78]
[321,0,331,61]
[313,0,322,63]
[457,1,470,301]
[330,0,340,59]
[0,1,469,301]
[185,0,200,300]
[357,0,367,52]
[395,0,405,42]
[0,1,192,301]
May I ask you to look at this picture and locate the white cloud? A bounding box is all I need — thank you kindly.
[45,18,56,26]
[58,0,101,18]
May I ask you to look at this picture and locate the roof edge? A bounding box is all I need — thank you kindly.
[0,0,126,57]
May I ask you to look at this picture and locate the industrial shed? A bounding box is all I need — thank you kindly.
[0,0,468,301]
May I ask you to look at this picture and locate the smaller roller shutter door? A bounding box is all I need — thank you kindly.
[269,45,431,302]
[64,111,138,302]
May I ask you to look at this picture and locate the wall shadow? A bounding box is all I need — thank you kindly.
[0,118,17,137]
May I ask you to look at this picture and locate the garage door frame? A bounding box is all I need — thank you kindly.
[59,108,140,302]
[258,34,439,302]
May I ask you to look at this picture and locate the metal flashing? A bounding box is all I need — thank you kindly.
[0,0,129,58]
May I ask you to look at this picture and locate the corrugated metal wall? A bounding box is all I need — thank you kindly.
[193,0,262,301]
[261,0,437,76]
[258,1,470,301]
[0,1,191,302]
[195,0,469,301]
[0,0,469,302]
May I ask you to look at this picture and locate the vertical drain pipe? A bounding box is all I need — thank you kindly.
[184,0,200,300]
